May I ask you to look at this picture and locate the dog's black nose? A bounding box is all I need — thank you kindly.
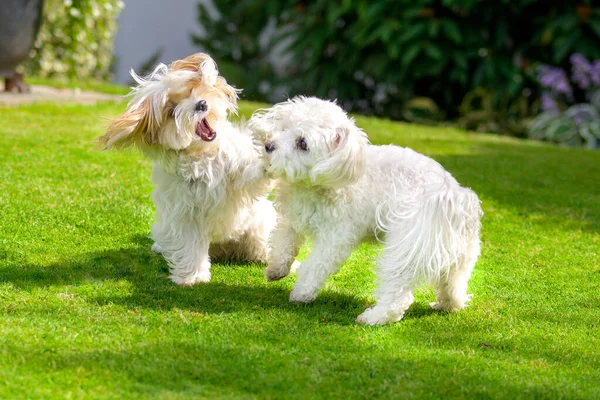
[195,100,208,112]
[265,141,276,154]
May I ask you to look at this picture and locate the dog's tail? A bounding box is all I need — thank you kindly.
[376,184,482,284]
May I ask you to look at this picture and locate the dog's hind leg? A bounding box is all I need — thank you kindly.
[430,239,479,312]
[430,187,482,311]
[356,248,418,325]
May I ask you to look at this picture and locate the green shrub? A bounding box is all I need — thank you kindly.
[23,0,124,80]
[194,0,600,135]
[193,0,275,101]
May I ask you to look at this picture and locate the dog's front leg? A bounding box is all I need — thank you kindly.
[289,236,355,304]
[265,217,304,281]
[153,223,212,286]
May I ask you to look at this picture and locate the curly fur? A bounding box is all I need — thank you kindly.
[249,96,483,325]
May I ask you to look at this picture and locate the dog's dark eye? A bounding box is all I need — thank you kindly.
[297,138,308,151]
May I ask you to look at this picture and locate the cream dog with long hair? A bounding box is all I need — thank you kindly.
[100,53,275,285]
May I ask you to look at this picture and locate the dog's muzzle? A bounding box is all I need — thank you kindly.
[265,141,276,154]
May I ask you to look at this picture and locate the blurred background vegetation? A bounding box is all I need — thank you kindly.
[194,0,600,145]
[18,0,600,147]
[22,0,123,81]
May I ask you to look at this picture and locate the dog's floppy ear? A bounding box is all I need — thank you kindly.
[311,124,369,187]
[247,106,276,143]
[213,75,240,115]
[99,99,160,150]
[99,67,169,150]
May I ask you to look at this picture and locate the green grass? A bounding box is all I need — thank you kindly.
[1,98,599,399]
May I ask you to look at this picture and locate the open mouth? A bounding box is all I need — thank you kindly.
[195,118,216,141]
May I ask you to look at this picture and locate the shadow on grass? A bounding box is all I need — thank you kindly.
[4,240,597,396]
[1,235,406,325]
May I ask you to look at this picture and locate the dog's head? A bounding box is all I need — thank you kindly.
[99,53,239,152]
[249,96,369,188]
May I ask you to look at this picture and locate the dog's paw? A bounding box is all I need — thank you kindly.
[429,302,449,311]
[151,242,163,254]
[356,307,404,325]
[430,294,471,312]
[264,260,295,281]
[289,286,318,304]
[265,260,301,282]
[429,300,467,313]
[169,271,211,286]
[264,265,289,282]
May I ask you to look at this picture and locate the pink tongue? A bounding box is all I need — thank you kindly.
[195,119,216,141]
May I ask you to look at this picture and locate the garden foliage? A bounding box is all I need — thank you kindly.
[529,54,600,148]
[23,0,124,80]
[194,0,600,137]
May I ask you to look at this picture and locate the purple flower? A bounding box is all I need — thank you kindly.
[537,65,573,98]
[570,53,592,90]
[591,60,600,87]
[541,92,559,113]
[570,53,591,70]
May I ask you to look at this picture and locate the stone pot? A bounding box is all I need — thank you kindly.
[0,0,44,92]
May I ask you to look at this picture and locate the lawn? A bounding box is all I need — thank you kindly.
[1,97,599,399]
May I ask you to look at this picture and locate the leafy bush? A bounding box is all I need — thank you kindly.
[528,54,600,148]
[193,0,276,101]
[23,0,124,80]
[194,0,600,137]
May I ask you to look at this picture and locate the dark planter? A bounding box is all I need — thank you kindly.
[0,0,44,92]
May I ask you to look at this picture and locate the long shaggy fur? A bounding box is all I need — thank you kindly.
[249,96,483,325]
[99,53,275,285]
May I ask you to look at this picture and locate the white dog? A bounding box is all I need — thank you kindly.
[99,53,275,285]
[249,97,482,325]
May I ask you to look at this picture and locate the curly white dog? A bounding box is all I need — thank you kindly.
[99,53,275,285]
[249,96,482,325]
